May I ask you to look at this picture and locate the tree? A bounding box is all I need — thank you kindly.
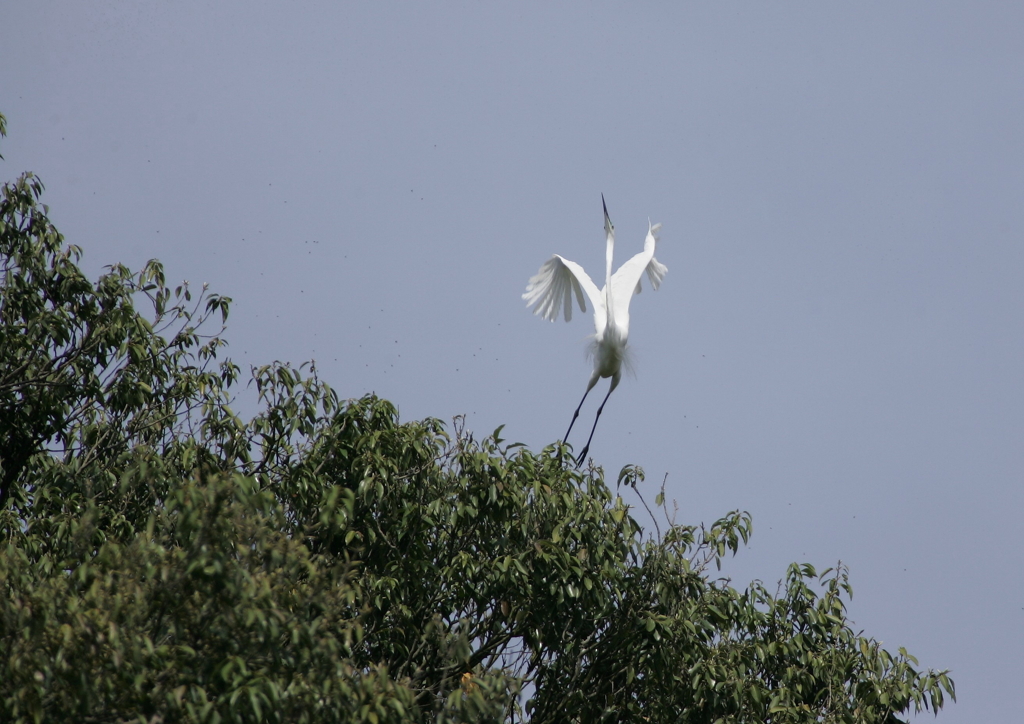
[0,113,954,723]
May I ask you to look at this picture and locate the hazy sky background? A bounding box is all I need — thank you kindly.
[3,3,1022,720]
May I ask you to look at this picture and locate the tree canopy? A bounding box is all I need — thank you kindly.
[0,113,953,723]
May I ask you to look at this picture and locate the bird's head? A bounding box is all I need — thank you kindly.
[601,194,614,237]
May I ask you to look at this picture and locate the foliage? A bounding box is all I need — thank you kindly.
[0,113,954,723]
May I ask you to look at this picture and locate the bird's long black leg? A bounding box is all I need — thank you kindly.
[575,381,617,468]
[563,388,592,444]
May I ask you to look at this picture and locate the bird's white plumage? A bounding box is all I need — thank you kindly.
[523,198,667,466]
[608,221,665,333]
[523,254,606,333]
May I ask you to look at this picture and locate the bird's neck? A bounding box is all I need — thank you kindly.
[605,234,614,289]
[604,233,616,330]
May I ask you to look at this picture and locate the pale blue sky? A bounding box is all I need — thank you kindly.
[3,3,1022,720]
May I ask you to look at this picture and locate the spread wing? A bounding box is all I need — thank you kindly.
[523,254,604,328]
[609,222,667,331]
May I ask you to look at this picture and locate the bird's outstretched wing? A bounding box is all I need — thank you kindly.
[642,223,667,291]
[523,254,604,324]
[609,222,667,331]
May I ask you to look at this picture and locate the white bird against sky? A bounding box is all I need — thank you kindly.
[524,195,667,466]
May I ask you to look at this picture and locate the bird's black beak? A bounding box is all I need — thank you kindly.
[602,194,613,232]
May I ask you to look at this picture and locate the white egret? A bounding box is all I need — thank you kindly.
[523,195,667,466]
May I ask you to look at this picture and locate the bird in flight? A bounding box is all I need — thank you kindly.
[523,195,667,466]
